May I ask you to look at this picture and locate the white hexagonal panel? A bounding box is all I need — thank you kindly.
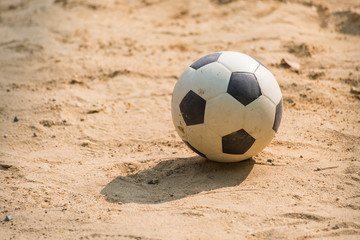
[171,101,186,139]
[218,51,260,73]
[255,65,282,104]
[190,62,231,100]
[243,131,275,159]
[184,124,222,156]
[172,67,196,105]
[204,93,246,136]
[243,96,276,139]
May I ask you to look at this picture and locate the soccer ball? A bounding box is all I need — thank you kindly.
[171,51,283,162]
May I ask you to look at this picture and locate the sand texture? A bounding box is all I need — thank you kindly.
[1,0,360,239]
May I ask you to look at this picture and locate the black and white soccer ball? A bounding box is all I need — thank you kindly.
[171,51,283,162]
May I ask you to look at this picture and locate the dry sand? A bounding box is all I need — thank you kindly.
[1,0,360,239]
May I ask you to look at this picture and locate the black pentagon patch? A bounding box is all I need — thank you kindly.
[184,141,206,158]
[190,52,221,70]
[180,90,206,126]
[227,72,262,106]
[222,129,255,154]
[273,98,283,132]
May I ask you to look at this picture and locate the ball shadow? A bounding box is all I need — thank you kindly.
[101,156,255,204]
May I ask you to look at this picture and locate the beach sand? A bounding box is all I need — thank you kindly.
[0,0,360,239]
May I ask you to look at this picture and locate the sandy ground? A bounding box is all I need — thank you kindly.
[0,0,360,239]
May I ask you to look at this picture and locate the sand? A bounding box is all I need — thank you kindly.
[1,0,360,239]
